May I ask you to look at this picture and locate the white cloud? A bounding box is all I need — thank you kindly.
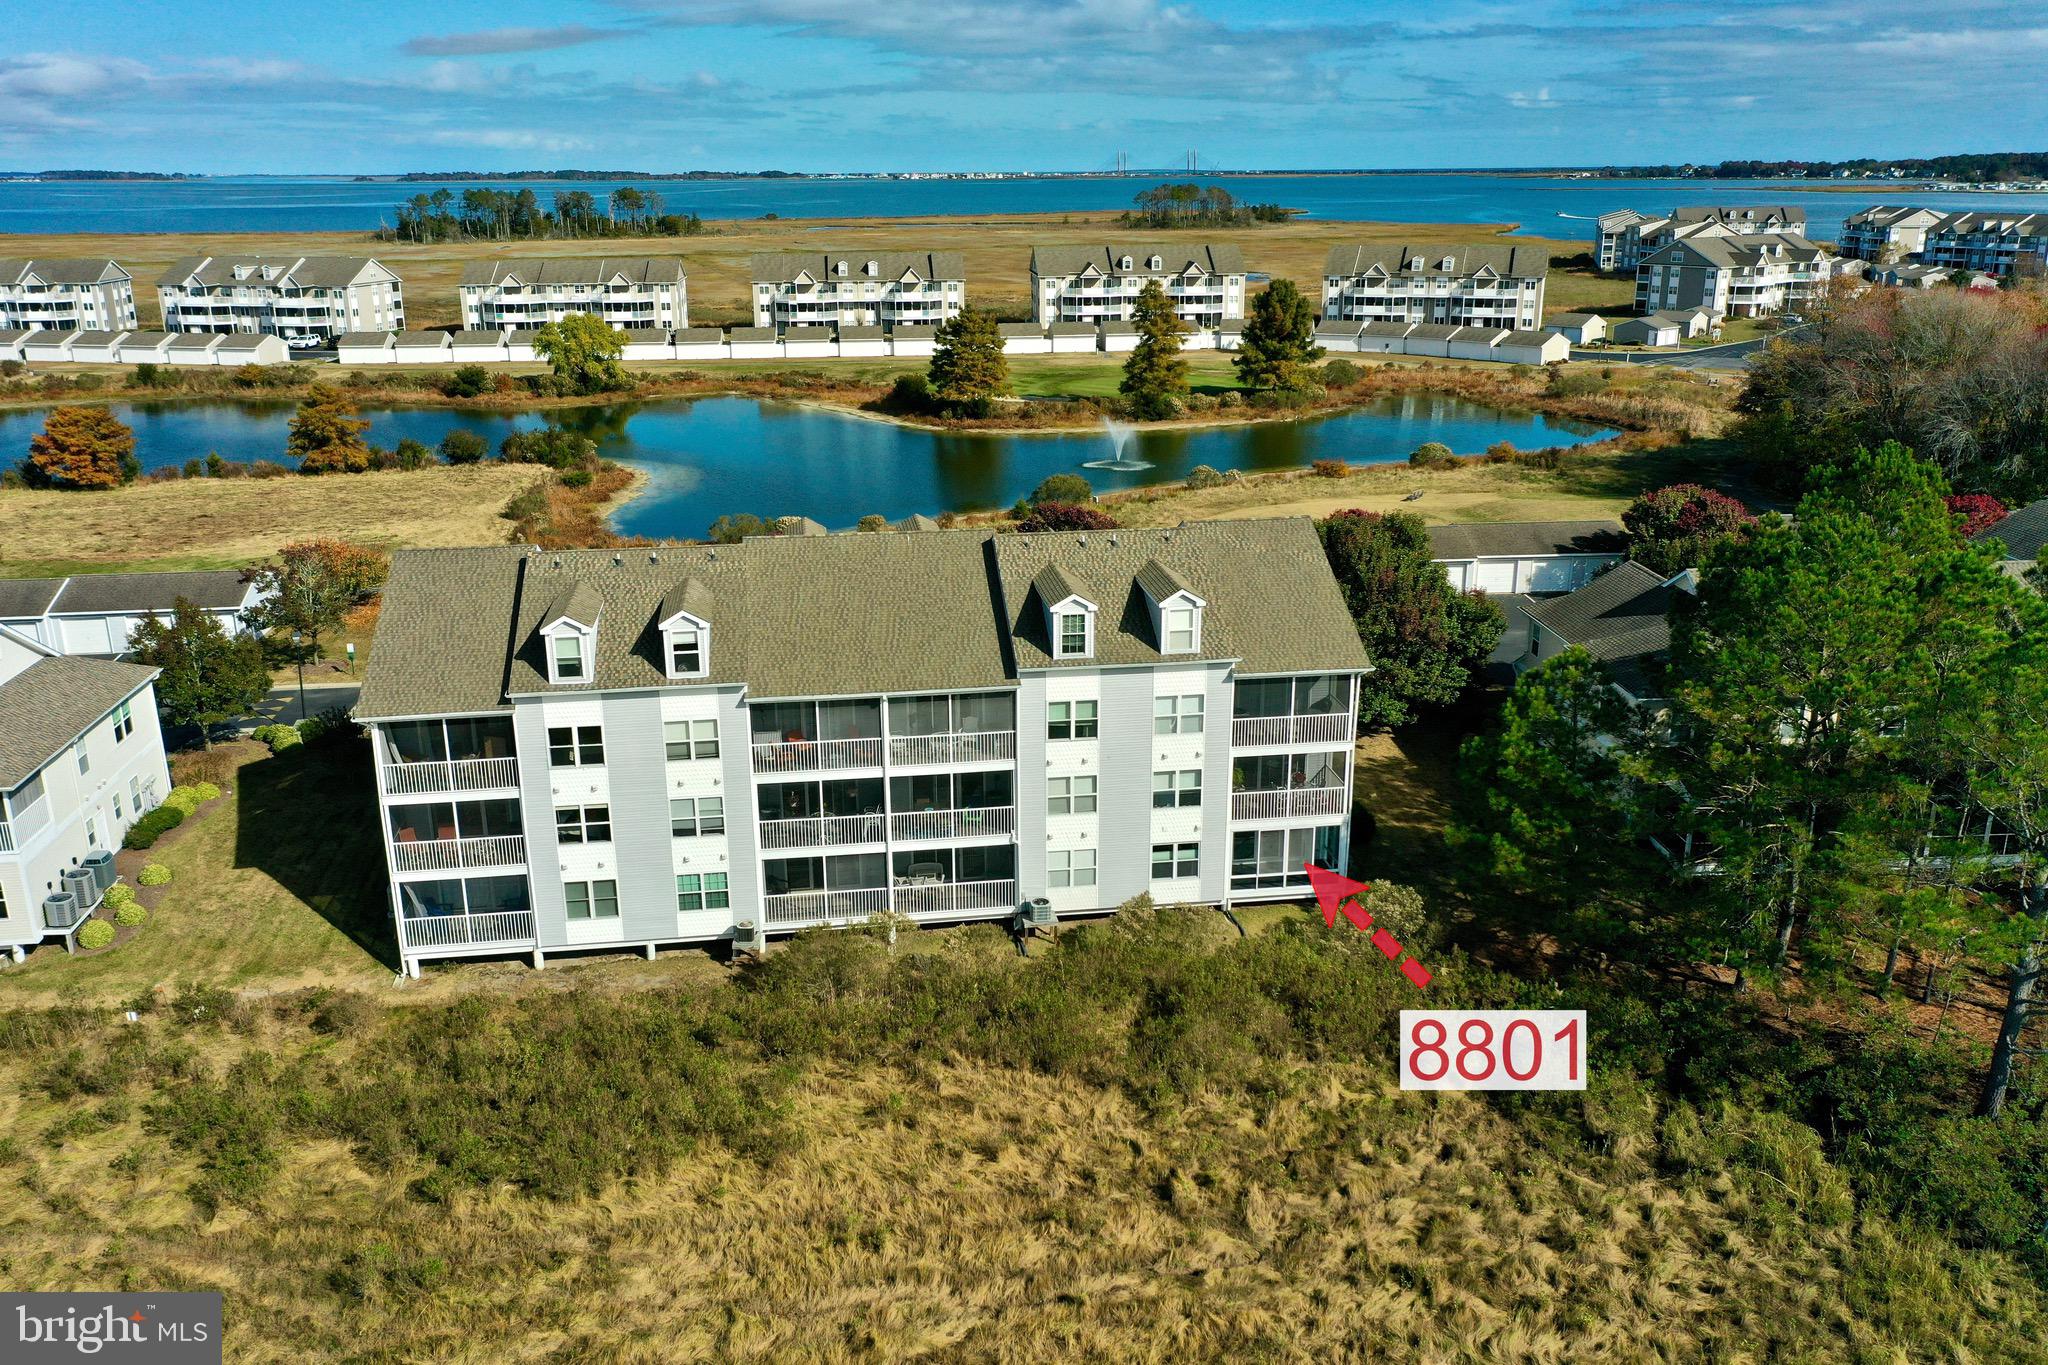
[404,25,626,57]
[424,128,595,153]
[0,52,151,99]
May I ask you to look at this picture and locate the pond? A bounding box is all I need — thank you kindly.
[0,395,1617,538]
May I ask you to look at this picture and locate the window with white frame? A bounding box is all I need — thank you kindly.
[664,719,719,761]
[665,620,707,678]
[111,700,133,742]
[564,879,619,920]
[550,632,588,682]
[1152,770,1201,808]
[0,880,8,919]
[127,775,141,817]
[1151,842,1199,879]
[1047,775,1098,816]
[1154,694,1204,735]
[555,805,612,844]
[548,725,604,767]
[1047,848,1097,888]
[670,797,725,838]
[76,748,89,776]
[677,872,730,913]
[1056,611,1092,659]
[1047,700,1098,741]
[1162,603,1200,653]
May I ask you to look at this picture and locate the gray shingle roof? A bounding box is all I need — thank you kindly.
[1974,498,2048,562]
[452,329,505,344]
[1521,561,1675,699]
[358,519,1369,718]
[42,570,252,615]
[1323,243,1546,279]
[0,258,129,286]
[1670,205,1805,226]
[159,255,392,289]
[459,257,686,288]
[0,656,158,790]
[1359,321,1414,339]
[336,331,395,348]
[749,251,964,285]
[1030,244,1247,278]
[675,327,726,344]
[1427,521,1627,561]
[993,519,1368,675]
[392,332,451,349]
[0,579,66,619]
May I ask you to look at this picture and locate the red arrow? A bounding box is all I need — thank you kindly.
[1302,862,1433,991]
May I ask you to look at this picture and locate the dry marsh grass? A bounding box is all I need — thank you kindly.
[0,463,545,574]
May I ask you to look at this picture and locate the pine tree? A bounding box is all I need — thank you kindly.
[127,598,270,748]
[1119,280,1190,419]
[287,384,372,473]
[1233,279,1323,391]
[927,307,1008,409]
[21,405,138,489]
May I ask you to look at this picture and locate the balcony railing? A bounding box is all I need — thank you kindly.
[391,834,527,873]
[400,910,537,951]
[888,731,1016,766]
[1231,713,1352,747]
[382,757,520,795]
[894,879,1018,917]
[1231,787,1348,821]
[891,806,1015,842]
[751,737,884,773]
[765,887,891,926]
[757,813,887,850]
[0,823,12,854]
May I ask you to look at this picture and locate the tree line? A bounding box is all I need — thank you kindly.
[1117,182,1290,229]
[1610,152,2048,181]
[380,187,705,243]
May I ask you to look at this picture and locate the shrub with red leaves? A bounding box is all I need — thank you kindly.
[1623,484,1756,573]
[1016,502,1119,533]
[1945,493,2008,538]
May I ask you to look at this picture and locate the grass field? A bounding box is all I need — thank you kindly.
[0,463,545,575]
[0,210,1633,331]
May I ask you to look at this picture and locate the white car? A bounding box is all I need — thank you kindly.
[286,334,323,351]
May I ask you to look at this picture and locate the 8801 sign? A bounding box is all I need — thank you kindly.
[1399,1010,1586,1091]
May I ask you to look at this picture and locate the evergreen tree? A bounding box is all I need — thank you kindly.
[21,405,138,488]
[127,598,270,748]
[287,384,372,473]
[927,307,1009,408]
[1317,510,1504,728]
[1119,280,1190,419]
[533,313,628,394]
[1233,279,1323,391]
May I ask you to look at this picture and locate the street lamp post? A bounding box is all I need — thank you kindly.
[291,629,306,723]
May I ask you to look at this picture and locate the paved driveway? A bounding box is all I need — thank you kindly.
[1569,323,1809,370]
[248,681,361,729]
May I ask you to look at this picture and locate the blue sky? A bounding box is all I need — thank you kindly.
[2,1,2043,173]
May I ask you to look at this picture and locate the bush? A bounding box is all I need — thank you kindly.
[1248,388,1320,411]
[439,365,492,398]
[123,806,184,850]
[77,919,115,950]
[856,514,888,532]
[1028,473,1095,506]
[297,706,359,747]
[1310,458,1347,478]
[1484,440,1518,461]
[883,373,935,415]
[1016,502,1119,533]
[114,901,148,928]
[1217,390,1244,409]
[190,781,221,803]
[1409,441,1454,468]
[1185,464,1227,490]
[0,359,24,377]
[438,429,488,465]
[251,724,302,753]
[1319,359,1363,388]
[137,864,172,888]
[1546,368,1607,397]
[103,883,138,912]
[162,786,203,816]
[391,438,434,471]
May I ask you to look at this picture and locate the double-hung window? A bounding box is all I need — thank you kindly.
[676,872,730,913]
[548,725,604,767]
[1047,700,1099,741]
[552,634,586,681]
[555,805,611,844]
[111,701,133,742]
[1152,770,1201,808]
[1047,775,1098,816]
[1154,695,1204,735]
[1047,848,1097,888]
[564,879,619,920]
[668,627,704,677]
[1151,842,1199,879]
[670,797,725,838]
[1162,605,1198,653]
[664,719,719,761]
[1058,612,1090,657]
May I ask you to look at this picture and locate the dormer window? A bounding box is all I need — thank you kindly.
[1163,605,1198,653]
[1119,255,1133,271]
[1148,255,1162,270]
[552,633,587,681]
[669,626,704,677]
[657,578,714,681]
[865,260,878,276]
[835,260,848,276]
[1058,611,1091,658]
[1135,558,1206,655]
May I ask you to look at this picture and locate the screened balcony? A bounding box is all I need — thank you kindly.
[1230,752,1350,822]
[757,777,887,850]
[889,770,1015,841]
[750,699,884,772]
[887,692,1017,766]
[379,716,519,794]
[1231,674,1354,747]
[397,874,535,951]
[389,798,526,873]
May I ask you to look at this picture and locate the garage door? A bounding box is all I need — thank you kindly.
[1474,560,1517,594]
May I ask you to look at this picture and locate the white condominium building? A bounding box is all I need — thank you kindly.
[354,521,1370,976]
[0,259,137,331]
[1837,205,1947,263]
[1596,205,1807,273]
[1321,244,1547,330]
[459,257,688,331]
[0,625,169,959]
[1029,246,1246,328]
[1636,233,1832,317]
[749,252,965,332]
[157,255,404,340]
